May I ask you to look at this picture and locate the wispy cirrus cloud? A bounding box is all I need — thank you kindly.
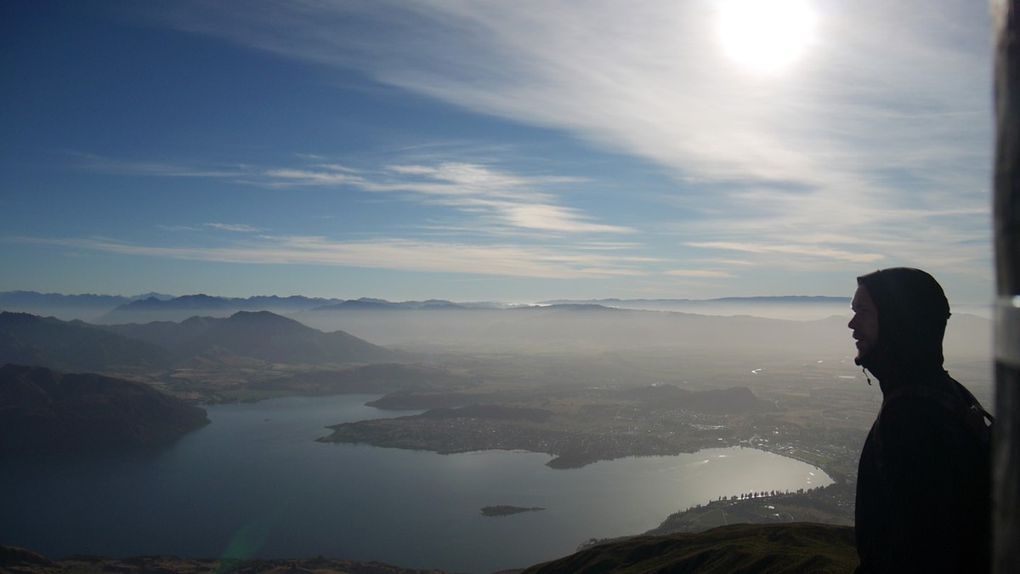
[13,235,655,279]
[145,0,992,284]
[686,241,884,264]
[665,269,735,278]
[204,223,261,233]
[86,155,632,237]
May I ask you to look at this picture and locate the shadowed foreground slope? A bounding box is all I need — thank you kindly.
[0,546,446,574]
[521,523,857,574]
[0,364,208,455]
[0,524,857,574]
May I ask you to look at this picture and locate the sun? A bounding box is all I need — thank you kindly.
[717,0,817,74]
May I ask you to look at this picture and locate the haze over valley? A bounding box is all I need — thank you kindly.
[0,289,993,571]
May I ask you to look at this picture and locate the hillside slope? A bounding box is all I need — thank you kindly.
[0,546,446,574]
[0,364,208,455]
[104,311,396,365]
[0,523,857,573]
[522,522,857,574]
[0,312,171,371]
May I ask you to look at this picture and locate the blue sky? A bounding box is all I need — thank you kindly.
[1,1,995,303]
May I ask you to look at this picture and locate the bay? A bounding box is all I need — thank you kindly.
[0,394,833,573]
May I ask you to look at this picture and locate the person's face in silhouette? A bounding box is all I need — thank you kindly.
[849,284,879,361]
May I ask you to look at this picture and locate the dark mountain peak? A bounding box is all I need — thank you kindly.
[176,294,232,305]
[130,292,174,301]
[180,315,217,328]
[224,310,310,330]
[229,309,293,321]
[0,311,47,324]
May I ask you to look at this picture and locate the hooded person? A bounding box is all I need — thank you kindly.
[849,268,992,574]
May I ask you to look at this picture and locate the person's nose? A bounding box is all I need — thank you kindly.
[848,314,856,330]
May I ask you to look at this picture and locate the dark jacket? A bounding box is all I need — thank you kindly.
[853,269,991,574]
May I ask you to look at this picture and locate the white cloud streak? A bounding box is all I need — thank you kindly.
[268,161,633,234]
[205,223,261,233]
[686,241,884,264]
[14,235,655,279]
[89,154,633,237]
[137,1,996,282]
[664,269,735,278]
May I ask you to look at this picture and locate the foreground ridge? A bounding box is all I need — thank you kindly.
[521,522,857,574]
[0,546,447,574]
[1,523,857,574]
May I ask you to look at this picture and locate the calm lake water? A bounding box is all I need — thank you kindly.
[1,394,832,573]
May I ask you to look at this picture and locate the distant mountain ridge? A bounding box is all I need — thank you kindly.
[160,310,396,365]
[314,297,505,311]
[0,310,395,371]
[102,294,505,323]
[540,296,849,306]
[2,290,855,324]
[0,312,172,371]
[118,294,342,311]
[0,290,172,307]
[0,291,174,321]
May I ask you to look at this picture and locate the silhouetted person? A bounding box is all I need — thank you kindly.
[849,268,992,573]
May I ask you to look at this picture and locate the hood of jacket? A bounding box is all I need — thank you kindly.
[855,267,951,393]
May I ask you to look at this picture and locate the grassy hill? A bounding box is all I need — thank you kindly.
[522,522,857,574]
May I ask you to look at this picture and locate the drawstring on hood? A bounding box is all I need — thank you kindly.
[854,268,951,394]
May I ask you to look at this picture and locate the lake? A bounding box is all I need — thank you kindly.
[0,394,832,573]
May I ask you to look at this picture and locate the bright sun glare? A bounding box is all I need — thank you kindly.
[717,0,817,74]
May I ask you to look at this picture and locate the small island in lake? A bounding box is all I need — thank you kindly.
[481,505,545,517]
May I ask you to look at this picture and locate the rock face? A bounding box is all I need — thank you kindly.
[522,522,858,574]
[0,364,208,455]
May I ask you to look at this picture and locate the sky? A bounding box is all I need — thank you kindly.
[0,0,997,303]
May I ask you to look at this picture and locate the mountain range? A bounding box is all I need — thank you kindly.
[540,296,849,305]
[0,312,171,371]
[0,310,395,372]
[102,295,508,323]
[0,290,859,324]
